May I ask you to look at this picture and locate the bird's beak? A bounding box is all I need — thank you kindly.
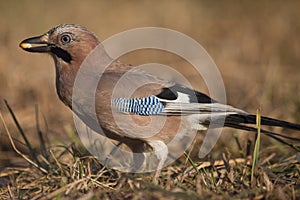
[19,34,52,53]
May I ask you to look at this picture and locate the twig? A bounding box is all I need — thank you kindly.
[173,157,251,183]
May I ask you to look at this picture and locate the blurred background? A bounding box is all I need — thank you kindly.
[0,0,300,169]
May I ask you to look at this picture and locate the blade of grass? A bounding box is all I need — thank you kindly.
[4,99,43,167]
[0,110,47,174]
[251,108,261,185]
[233,132,245,157]
[35,104,47,157]
[4,100,34,155]
[78,157,84,179]
[184,138,197,165]
[184,152,200,174]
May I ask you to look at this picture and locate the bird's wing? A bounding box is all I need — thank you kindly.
[112,82,247,117]
[107,64,247,117]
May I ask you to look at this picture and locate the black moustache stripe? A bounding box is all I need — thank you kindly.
[51,47,72,63]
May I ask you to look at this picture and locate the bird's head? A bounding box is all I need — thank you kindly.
[19,24,100,66]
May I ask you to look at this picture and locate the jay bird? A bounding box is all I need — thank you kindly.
[19,24,300,173]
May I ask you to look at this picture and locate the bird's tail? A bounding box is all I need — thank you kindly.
[224,114,300,151]
[226,114,300,130]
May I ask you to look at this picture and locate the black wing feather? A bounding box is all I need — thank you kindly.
[156,84,216,103]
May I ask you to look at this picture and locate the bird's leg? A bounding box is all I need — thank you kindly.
[104,141,123,165]
[127,140,147,172]
[148,140,168,183]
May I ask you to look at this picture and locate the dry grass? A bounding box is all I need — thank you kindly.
[0,106,299,199]
[1,0,300,199]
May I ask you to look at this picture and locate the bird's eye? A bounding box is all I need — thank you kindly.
[60,34,72,45]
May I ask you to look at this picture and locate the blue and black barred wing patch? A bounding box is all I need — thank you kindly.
[112,96,165,115]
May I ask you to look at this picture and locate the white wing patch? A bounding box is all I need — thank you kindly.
[176,92,191,103]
